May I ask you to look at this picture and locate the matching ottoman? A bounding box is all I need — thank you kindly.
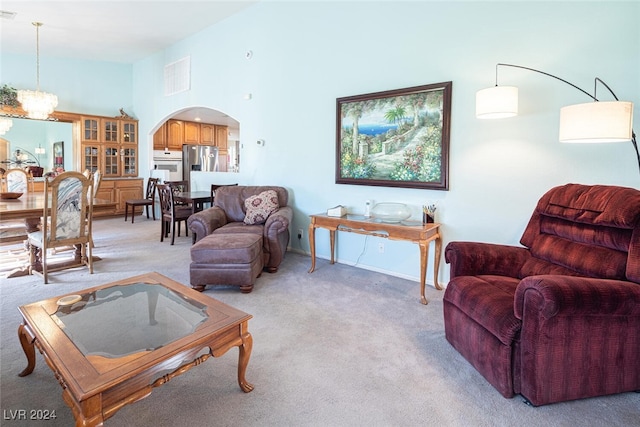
[190,233,264,293]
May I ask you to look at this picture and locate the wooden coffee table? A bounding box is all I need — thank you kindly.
[17,272,253,426]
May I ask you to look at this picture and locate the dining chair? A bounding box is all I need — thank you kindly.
[3,168,33,193]
[53,169,101,253]
[0,169,34,243]
[92,170,102,198]
[27,171,94,283]
[124,177,159,223]
[165,180,191,208]
[157,184,192,245]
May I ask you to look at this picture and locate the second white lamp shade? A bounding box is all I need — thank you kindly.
[476,86,518,119]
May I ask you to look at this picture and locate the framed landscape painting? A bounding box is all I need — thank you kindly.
[336,82,451,190]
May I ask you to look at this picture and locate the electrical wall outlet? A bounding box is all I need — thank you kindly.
[378,243,384,253]
[297,229,303,240]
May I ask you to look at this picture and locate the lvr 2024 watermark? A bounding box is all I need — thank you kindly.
[3,409,57,421]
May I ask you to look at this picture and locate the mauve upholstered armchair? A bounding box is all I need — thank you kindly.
[443,183,640,406]
[187,185,292,272]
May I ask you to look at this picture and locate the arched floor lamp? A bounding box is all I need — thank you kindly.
[476,63,637,173]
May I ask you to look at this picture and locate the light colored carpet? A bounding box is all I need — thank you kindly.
[0,217,638,426]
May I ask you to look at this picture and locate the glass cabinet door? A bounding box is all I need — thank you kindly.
[82,118,99,143]
[103,119,119,143]
[122,121,137,145]
[121,147,137,176]
[104,146,120,177]
[82,145,100,173]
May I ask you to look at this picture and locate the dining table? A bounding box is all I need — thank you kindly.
[173,191,212,214]
[0,193,117,278]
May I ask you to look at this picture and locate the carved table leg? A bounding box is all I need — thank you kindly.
[433,234,443,290]
[17,323,36,377]
[308,224,316,273]
[237,322,254,393]
[418,240,430,305]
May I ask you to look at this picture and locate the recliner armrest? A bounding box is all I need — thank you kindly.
[187,207,228,243]
[445,241,530,279]
[514,275,640,319]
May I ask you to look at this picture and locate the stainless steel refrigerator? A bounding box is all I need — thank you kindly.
[182,144,219,183]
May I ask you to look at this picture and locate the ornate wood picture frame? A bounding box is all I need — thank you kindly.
[336,82,452,190]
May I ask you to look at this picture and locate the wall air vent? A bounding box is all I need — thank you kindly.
[0,10,17,20]
[164,56,191,96]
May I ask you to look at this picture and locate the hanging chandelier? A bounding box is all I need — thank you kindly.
[17,22,58,120]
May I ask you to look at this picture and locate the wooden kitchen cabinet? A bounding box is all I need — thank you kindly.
[200,124,215,145]
[153,122,167,150]
[166,120,184,150]
[153,119,184,150]
[184,121,200,144]
[215,125,228,149]
[152,119,184,151]
[153,119,228,149]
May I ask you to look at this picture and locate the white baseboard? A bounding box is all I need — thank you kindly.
[287,246,440,288]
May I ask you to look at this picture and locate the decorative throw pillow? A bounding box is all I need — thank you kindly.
[244,190,279,225]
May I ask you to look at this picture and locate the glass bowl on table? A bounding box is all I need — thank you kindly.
[371,202,411,223]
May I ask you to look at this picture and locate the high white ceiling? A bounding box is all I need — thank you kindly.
[1,1,256,128]
[1,1,258,64]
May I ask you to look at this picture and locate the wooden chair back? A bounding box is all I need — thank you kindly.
[165,180,188,193]
[156,183,191,244]
[157,184,173,218]
[3,168,32,193]
[92,170,102,198]
[43,171,94,244]
[165,180,189,207]
[28,171,94,282]
[146,177,159,200]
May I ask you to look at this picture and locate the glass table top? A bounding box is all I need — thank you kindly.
[51,283,208,358]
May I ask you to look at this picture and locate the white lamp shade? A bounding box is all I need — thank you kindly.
[559,101,634,143]
[476,86,518,119]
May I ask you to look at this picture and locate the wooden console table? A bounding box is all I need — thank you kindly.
[308,213,442,304]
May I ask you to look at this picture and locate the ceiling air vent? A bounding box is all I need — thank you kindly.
[164,56,191,96]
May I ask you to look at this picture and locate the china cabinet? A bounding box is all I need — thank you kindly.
[80,115,138,178]
[1,106,142,217]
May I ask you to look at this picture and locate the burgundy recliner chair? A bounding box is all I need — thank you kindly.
[443,183,640,406]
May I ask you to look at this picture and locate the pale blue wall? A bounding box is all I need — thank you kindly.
[2,2,638,287]
[1,54,132,173]
[132,1,640,286]
[1,54,132,116]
